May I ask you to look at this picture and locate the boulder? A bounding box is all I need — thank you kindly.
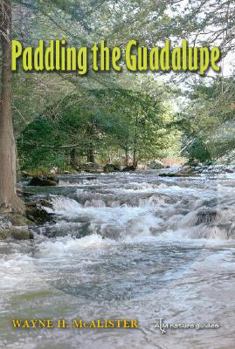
[26,201,55,225]
[225,168,234,173]
[177,165,197,176]
[28,175,59,186]
[103,164,120,173]
[159,165,197,177]
[10,228,34,240]
[122,165,136,172]
[8,213,31,226]
[0,228,33,240]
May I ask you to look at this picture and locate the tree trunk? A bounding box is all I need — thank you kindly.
[132,115,138,168]
[70,148,79,168]
[87,146,95,163]
[132,150,138,168]
[124,148,129,166]
[86,124,95,163]
[0,0,24,212]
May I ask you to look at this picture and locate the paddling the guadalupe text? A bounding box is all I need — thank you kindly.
[11,39,221,76]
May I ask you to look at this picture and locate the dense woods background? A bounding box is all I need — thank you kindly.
[0,0,234,211]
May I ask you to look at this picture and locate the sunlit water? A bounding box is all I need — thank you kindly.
[0,169,235,348]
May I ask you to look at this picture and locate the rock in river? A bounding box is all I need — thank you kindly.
[103,164,120,173]
[122,165,136,172]
[0,227,33,240]
[28,175,59,186]
[26,201,55,225]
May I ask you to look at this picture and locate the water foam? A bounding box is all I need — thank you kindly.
[43,170,235,242]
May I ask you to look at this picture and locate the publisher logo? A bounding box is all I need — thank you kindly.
[155,318,220,334]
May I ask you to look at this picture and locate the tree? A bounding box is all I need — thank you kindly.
[180,76,235,163]
[0,0,23,212]
[1,0,234,193]
[18,84,180,171]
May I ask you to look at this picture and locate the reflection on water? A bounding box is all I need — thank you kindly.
[0,170,235,348]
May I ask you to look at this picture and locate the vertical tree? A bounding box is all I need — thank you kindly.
[0,0,23,212]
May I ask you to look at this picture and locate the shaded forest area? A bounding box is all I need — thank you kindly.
[0,0,235,212]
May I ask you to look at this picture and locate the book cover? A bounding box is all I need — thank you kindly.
[0,1,234,348]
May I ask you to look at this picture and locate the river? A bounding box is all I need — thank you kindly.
[0,169,235,348]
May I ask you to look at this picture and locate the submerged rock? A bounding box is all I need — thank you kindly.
[83,176,97,180]
[40,222,91,239]
[196,209,218,225]
[28,175,59,186]
[103,164,120,173]
[16,188,34,198]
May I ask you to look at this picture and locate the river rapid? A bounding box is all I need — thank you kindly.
[0,169,235,349]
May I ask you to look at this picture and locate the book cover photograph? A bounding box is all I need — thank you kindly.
[0,0,234,348]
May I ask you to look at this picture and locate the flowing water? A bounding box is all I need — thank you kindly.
[0,169,235,349]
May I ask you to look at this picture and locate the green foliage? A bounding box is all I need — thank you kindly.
[12,0,235,170]
[18,117,67,170]
[18,86,181,170]
[185,138,212,163]
[180,76,235,162]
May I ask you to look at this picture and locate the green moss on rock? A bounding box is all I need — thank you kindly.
[0,228,33,240]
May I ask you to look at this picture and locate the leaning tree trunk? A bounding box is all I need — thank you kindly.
[0,0,24,212]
